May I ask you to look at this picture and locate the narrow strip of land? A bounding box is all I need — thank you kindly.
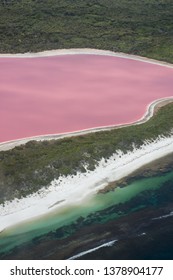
[0,49,173,234]
[0,97,172,152]
[1,133,173,233]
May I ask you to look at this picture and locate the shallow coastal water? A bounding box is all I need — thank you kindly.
[1,53,173,260]
[1,54,173,142]
[1,166,173,259]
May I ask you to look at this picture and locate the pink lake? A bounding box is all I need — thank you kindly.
[0,54,173,143]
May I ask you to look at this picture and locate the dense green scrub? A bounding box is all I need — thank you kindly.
[0,0,173,62]
[0,103,173,204]
[0,0,173,203]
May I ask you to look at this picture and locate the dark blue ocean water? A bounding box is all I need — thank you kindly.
[0,169,173,259]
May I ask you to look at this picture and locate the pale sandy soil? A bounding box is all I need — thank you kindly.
[0,49,173,232]
[0,134,173,232]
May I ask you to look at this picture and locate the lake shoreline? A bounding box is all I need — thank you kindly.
[1,48,173,69]
[0,97,173,152]
[0,48,173,151]
[1,49,173,242]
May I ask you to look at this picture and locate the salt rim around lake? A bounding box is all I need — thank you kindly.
[1,48,173,145]
[1,48,173,69]
[0,96,173,152]
[1,49,173,232]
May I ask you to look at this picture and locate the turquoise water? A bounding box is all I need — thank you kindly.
[0,170,173,254]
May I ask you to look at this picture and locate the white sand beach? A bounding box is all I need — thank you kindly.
[0,134,173,232]
[0,48,173,233]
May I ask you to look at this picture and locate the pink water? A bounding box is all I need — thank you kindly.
[0,54,173,143]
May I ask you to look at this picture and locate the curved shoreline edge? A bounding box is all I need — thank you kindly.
[0,133,173,234]
[1,48,173,151]
[1,49,173,236]
[1,48,173,69]
[0,97,173,152]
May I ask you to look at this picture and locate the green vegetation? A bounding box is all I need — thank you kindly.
[0,0,173,62]
[0,103,173,204]
[0,0,173,204]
